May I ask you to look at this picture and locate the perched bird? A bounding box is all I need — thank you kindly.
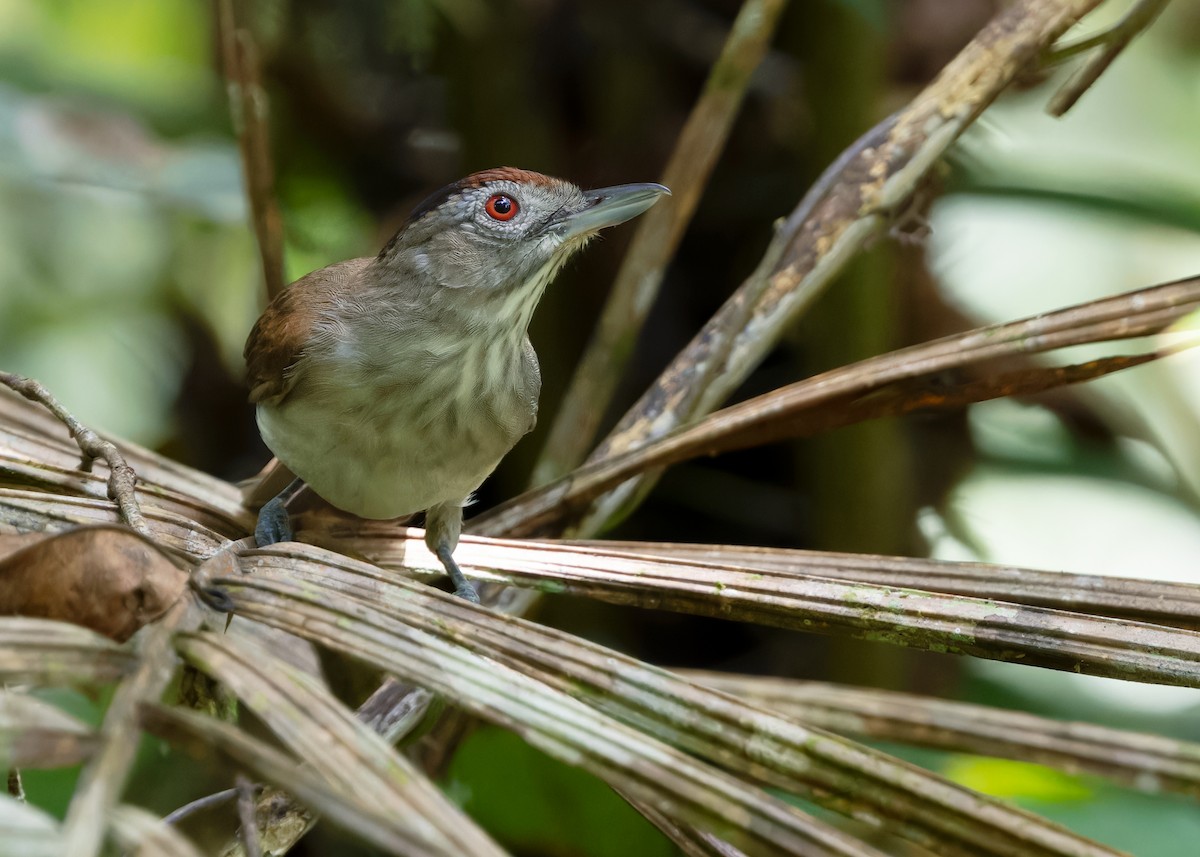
[245,168,669,602]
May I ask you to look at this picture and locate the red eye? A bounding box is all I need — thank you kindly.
[484,193,518,221]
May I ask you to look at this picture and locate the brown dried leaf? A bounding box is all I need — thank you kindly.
[0,526,186,642]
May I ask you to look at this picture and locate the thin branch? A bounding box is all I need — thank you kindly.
[164,788,239,826]
[0,385,250,535]
[533,0,791,484]
[0,372,149,538]
[215,0,286,300]
[236,775,263,857]
[1046,0,1172,116]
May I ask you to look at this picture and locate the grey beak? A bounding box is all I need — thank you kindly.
[557,182,670,239]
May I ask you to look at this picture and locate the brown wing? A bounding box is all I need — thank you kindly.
[243,258,372,405]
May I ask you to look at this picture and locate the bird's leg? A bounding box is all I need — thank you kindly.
[254,477,306,546]
[436,544,480,604]
[425,501,480,603]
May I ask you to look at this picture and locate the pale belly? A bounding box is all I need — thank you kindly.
[257,383,523,520]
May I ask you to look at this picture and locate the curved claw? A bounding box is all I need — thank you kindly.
[454,581,482,604]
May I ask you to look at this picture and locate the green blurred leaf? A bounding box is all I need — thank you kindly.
[3,0,213,119]
[446,726,676,857]
[942,757,1094,802]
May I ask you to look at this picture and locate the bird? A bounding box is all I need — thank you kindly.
[244,167,669,602]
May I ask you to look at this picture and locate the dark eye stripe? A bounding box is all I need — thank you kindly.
[407,180,466,224]
[380,168,557,258]
[403,167,557,228]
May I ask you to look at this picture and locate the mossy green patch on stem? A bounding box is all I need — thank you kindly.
[536,579,567,595]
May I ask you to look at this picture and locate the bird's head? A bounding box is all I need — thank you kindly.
[374,168,669,303]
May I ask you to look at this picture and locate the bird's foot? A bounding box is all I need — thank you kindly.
[436,544,480,604]
[254,496,295,546]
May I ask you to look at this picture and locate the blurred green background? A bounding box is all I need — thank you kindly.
[5,0,1200,854]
